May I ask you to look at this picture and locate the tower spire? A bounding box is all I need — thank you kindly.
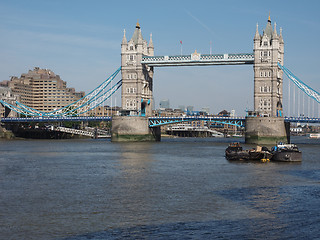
[273,22,278,37]
[122,29,127,45]
[254,23,260,40]
[148,33,154,48]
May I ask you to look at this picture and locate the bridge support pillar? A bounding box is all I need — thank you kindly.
[111,116,161,142]
[245,117,289,145]
[0,124,15,139]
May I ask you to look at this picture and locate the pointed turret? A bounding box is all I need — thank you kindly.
[148,33,154,48]
[273,22,278,38]
[148,33,154,55]
[122,29,127,45]
[254,23,260,40]
[279,27,284,43]
[131,20,143,44]
[264,14,273,40]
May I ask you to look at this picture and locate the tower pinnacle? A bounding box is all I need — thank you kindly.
[122,29,127,45]
[148,33,154,48]
[254,23,260,40]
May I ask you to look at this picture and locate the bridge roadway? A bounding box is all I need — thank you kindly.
[1,116,320,126]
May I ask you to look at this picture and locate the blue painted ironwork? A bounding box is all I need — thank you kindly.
[148,116,246,128]
[0,116,112,123]
[278,63,320,104]
[1,116,320,125]
[284,116,320,124]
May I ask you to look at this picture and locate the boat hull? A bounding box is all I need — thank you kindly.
[272,151,302,162]
[226,150,272,161]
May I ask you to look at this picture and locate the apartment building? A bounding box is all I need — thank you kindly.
[0,67,85,113]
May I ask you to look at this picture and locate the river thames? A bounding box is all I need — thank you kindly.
[1,136,320,239]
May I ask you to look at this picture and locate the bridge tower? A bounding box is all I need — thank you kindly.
[112,22,160,141]
[253,15,284,117]
[246,15,289,144]
[120,21,154,116]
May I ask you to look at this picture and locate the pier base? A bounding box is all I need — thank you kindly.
[111,116,161,142]
[0,124,15,139]
[245,117,289,145]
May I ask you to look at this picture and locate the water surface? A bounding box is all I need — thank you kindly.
[0,137,319,239]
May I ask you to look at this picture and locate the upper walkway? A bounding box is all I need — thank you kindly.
[141,53,254,67]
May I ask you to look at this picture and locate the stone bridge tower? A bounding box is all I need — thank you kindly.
[246,16,288,145]
[121,21,154,116]
[253,15,284,117]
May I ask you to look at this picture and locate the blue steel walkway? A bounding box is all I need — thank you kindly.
[1,116,319,126]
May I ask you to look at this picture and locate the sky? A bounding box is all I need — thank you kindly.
[0,0,319,116]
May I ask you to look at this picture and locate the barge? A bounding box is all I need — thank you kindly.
[271,143,302,162]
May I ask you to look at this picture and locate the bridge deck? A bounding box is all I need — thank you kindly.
[1,116,319,124]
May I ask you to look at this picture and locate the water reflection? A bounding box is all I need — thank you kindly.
[107,142,157,227]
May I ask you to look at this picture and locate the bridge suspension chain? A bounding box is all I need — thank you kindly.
[279,63,319,117]
[278,63,320,104]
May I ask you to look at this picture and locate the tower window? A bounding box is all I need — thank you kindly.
[264,41,268,46]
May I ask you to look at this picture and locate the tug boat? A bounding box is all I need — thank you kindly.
[271,143,302,162]
[225,142,272,162]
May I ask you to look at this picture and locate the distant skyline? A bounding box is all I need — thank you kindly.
[1,0,319,115]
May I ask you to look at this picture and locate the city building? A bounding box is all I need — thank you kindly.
[201,107,210,115]
[159,99,170,109]
[0,67,85,113]
[186,106,194,113]
[178,105,186,112]
[87,106,121,117]
[0,87,19,118]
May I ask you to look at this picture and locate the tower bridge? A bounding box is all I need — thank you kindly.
[1,16,320,143]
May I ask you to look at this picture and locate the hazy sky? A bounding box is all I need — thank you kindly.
[0,0,319,115]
